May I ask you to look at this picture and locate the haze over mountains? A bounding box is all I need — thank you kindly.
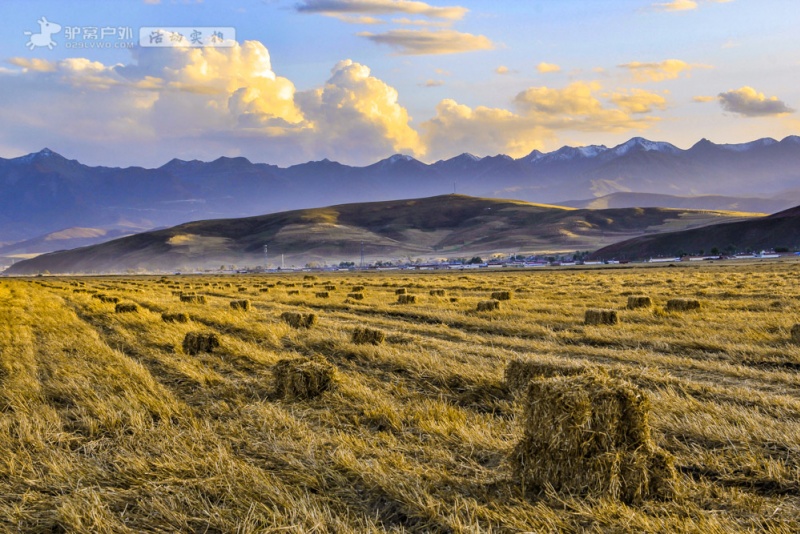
[4,195,762,275]
[2,135,799,263]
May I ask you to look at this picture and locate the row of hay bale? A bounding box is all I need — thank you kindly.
[505,358,677,504]
[584,296,702,325]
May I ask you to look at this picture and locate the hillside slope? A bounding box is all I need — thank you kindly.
[4,195,760,274]
[590,205,800,260]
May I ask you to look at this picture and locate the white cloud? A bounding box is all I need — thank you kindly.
[295,0,468,20]
[536,62,561,73]
[618,59,710,82]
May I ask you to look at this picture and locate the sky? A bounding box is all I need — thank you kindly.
[0,0,797,168]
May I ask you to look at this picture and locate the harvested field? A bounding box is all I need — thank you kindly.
[2,261,800,531]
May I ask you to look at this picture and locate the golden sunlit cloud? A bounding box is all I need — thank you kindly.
[295,0,468,21]
[618,59,710,82]
[391,17,449,27]
[331,14,385,24]
[693,95,715,103]
[718,86,794,117]
[7,57,57,72]
[421,79,445,87]
[609,89,668,114]
[536,62,561,73]
[652,0,698,11]
[358,29,494,55]
[495,66,510,75]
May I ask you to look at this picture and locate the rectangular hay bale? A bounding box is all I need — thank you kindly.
[585,309,618,325]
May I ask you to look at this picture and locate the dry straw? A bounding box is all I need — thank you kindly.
[351,327,386,345]
[791,324,800,343]
[272,357,335,400]
[511,371,677,503]
[397,294,417,304]
[585,309,619,325]
[504,357,589,393]
[182,332,221,355]
[477,300,500,312]
[230,299,251,311]
[491,291,513,301]
[627,296,653,310]
[280,311,317,329]
[161,312,190,323]
[666,298,701,312]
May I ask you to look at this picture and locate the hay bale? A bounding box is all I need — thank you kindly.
[477,300,500,312]
[324,285,336,291]
[280,311,317,329]
[351,327,385,345]
[180,294,207,304]
[259,288,270,293]
[429,289,446,297]
[666,298,701,312]
[273,357,335,400]
[449,297,459,303]
[491,291,513,301]
[397,294,417,304]
[230,299,251,311]
[238,287,248,293]
[182,332,220,355]
[585,309,619,325]
[512,372,676,503]
[114,303,139,313]
[351,285,365,291]
[347,292,365,300]
[395,288,407,295]
[162,312,190,323]
[791,324,800,343]
[315,292,330,299]
[287,290,300,295]
[504,358,589,393]
[627,296,653,310]
[303,275,318,281]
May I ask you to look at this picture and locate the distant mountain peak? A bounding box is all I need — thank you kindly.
[609,137,679,156]
[719,138,777,152]
[13,147,67,164]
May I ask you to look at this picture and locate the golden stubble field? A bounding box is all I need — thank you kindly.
[1,261,799,532]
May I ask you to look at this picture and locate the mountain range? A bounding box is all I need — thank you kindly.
[2,195,761,275]
[2,135,799,264]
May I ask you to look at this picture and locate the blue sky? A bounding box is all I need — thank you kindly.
[0,0,797,167]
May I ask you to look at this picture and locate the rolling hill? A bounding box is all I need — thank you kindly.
[3,195,761,275]
[590,204,800,260]
[2,135,799,256]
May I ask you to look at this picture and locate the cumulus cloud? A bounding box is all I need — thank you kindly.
[295,0,468,21]
[618,59,709,82]
[495,66,510,75]
[536,62,561,73]
[693,95,715,103]
[423,81,664,161]
[0,41,425,166]
[358,29,494,55]
[608,89,667,114]
[718,86,794,117]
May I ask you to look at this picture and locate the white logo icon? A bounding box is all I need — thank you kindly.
[24,17,62,50]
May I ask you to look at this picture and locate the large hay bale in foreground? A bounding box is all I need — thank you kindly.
[666,298,701,312]
[230,299,251,311]
[491,291,512,301]
[397,294,417,304]
[280,311,317,329]
[477,300,500,312]
[162,312,190,323]
[182,332,220,355]
[114,302,139,313]
[273,357,335,400]
[627,296,653,310]
[351,327,385,345]
[585,309,619,325]
[180,294,207,304]
[504,358,589,393]
[791,324,800,343]
[512,372,676,503]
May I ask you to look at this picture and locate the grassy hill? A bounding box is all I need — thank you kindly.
[591,204,800,260]
[4,194,762,274]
